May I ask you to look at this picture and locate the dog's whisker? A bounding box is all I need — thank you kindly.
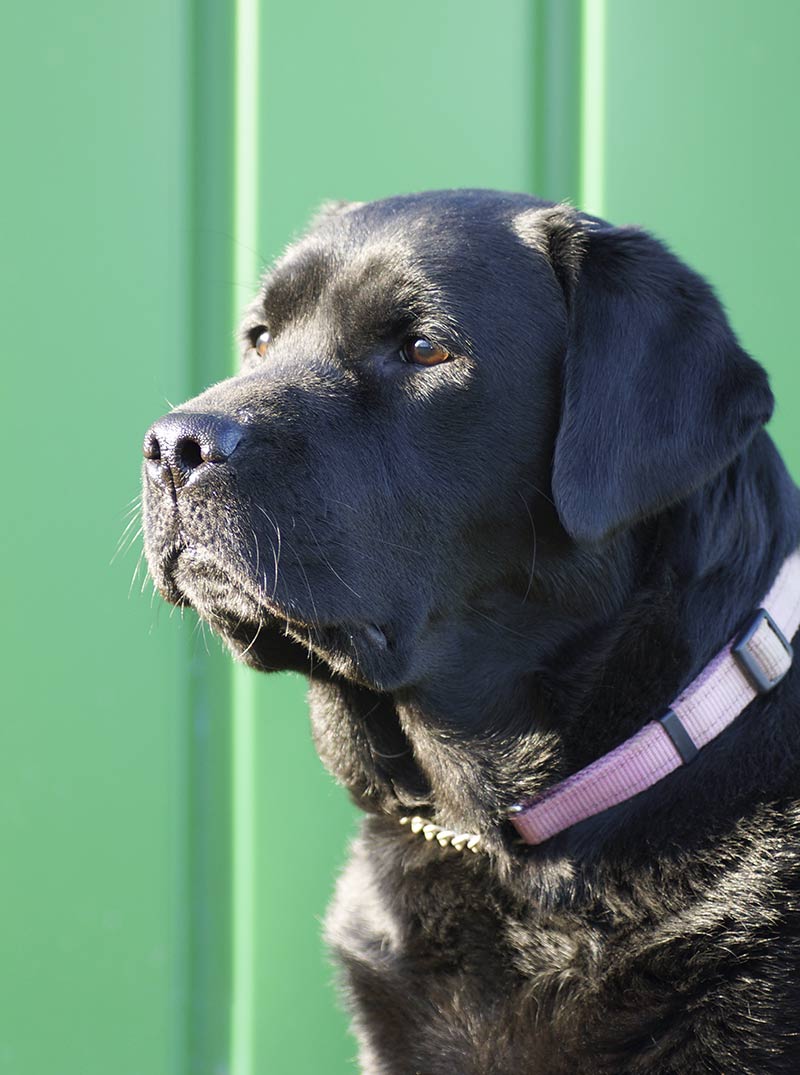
[120,504,142,525]
[118,519,141,545]
[287,542,320,627]
[237,616,265,661]
[371,747,411,760]
[518,491,538,604]
[145,569,158,599]
[192,225,267,266]
[249,525,261,595]
[270,524,283,601]
[268,536,280,601]
[121,491,142,514]
[521,478,556,509]
[312,492,360,513]
[255,505,283,600]
[191,615,212,657]
[323,533,418,557]
[465,603,535,641]
[297,516,363,599]
[112,524,144,566]
[113,507,143,549]
[128,548,146,599]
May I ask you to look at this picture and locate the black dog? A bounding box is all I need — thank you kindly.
[142,191,800,1073]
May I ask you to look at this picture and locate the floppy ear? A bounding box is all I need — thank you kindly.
[528,209,774,544]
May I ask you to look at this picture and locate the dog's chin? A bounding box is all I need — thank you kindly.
[149,546,417,691]
[218,611,416,692]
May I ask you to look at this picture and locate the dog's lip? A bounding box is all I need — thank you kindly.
[159,545,394,650]
[152,546,189,605]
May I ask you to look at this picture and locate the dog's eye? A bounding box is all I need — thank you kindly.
[401,337,450,366]
[253,329,272,357]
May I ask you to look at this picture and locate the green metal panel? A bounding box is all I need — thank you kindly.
[0,2,193,1074]
[5,2,798,1073]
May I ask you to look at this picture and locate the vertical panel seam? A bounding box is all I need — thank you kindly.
[535,0,583,206]
[230,0,260,1073]
[186,0,236,1071]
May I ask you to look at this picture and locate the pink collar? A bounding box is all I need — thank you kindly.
[510,549,800,846]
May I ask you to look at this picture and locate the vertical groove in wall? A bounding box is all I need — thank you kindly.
[186,0,236,1072]
[534,0,583,205]
[230,0,260,1073]
[531,0,545,195]
[580,0,606,215]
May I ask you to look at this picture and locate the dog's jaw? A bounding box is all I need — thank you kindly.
[144,517,432,689]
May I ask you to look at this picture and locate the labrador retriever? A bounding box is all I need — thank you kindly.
[141,190,800,1074]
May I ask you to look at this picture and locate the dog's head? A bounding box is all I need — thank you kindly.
[142,190,772,704]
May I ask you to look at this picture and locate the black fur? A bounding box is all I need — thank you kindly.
[141,190,800,1073]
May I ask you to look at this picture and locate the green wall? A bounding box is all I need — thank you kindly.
[1,2,797,1073]
[1,1,192,1073]
[594,0,800,477]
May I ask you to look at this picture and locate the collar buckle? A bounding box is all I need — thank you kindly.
[732,608,794,694]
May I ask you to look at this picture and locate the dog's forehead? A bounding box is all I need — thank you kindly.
[261,235,431,326]
[255,195,549,343]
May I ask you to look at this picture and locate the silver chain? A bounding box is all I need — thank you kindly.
[399,815,482,853]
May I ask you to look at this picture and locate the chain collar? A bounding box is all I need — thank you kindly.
[399,815,482,853]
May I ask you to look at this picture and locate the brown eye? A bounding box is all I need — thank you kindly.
[254,329,272,356]
[401,336,450,366]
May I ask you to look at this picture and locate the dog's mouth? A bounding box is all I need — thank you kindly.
[153,541,400,684]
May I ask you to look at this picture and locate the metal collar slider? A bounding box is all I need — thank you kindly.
[732,608,794,694]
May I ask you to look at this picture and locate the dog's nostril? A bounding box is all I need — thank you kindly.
[143,432,162,461]
[174,436,204,472]
[143,411,245,491]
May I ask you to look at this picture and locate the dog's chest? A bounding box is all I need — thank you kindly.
[326,839,612,1073]
[326,824,800,1075]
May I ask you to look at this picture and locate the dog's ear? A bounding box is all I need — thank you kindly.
[519,207,774,544]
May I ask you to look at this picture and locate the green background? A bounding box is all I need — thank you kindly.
[1,1,797,1072]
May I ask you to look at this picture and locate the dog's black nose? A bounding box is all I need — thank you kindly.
[143,411,244,488]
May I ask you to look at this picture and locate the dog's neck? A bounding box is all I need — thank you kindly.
[309,431,800,856]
